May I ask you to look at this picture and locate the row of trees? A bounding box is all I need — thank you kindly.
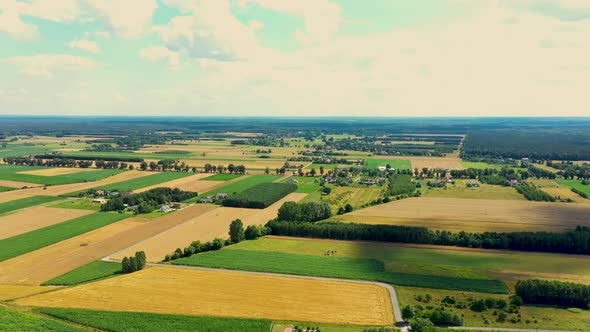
[515,183,557,202]
[267,221,590,255]
[203,163,246,174]
[100,188,197,214]
[3,156,94,168]
[515,279,590,309]
[277,201,332,222]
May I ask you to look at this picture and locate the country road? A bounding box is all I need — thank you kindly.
[445,327,590,332]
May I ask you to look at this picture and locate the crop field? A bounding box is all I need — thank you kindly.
[49,198,101,210]
[371,155,464,170]
[303,186,384,213]
[230,237,590,287]
[194,174,283,200]
[65,171,194,196]
[0,204,216,285]
[37,308,273,332]
[114,193,306,262]
[460,161,508,170]
[529,179,588,203]
[0,195,62,215]
[336,197,590,232]
[0,212,128,263]
[0,179,40,188]
[174,248,507,293]
[396,286,590,330]
[0,170,153,197]
[42,260,122,286]
[0,165,122,185]
[17,266,394,326]
[364,158,411,170]
[282,176,321,193]
[556,179,590,199]
[222,182,296,208]
[133,173,220,193]
[201,173,243,181]
[0,306,86,332]
[17,167,99,176]
[0,193,30,204]
[420,180,525,200]
[0,186,12,192]
[0,285,59,301]
[0,207,93,240]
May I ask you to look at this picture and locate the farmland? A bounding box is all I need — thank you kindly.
[42,260,122,286]
[113,193,306,262]
[192,174,283,201]
[335,197,590,232]
[556,179,590,199]
[0,212,128,262]
[0,165,122,185]
[65,171,195,196]
[0,306,86,332]
[222,182,296,208]
[0,207,93,240]
[17,266,394,326]
[364,159,411,171]
[420,179,525,200]
[0,195,62,215]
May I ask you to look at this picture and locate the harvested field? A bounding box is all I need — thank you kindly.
[529,179,588,203]
[17,168,98,176]
[371,156,463,170]
[0,193,30,204]
[0,284,59,300]
[338,197,590,232]
[114,193,306,262]
[0,207,93,240]
[0,204,214,285]
[134,173,224,193]
[0,179,40,188]
[17,266,394,326]
[180,159,289,170]
[0,170,151,197]
[421,181,525,200]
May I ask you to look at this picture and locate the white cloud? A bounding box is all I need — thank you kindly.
[248,20,264,31]
[0,10,38,39]
[139,46,180,66]
[80,0,158,38]
[239,0,342,45]
[69,39,100,54]
[2,54,97,78]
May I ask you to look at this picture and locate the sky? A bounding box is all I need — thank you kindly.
[0,0,588,117]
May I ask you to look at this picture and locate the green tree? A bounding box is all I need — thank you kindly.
[410,318,435,332]
[135,251,146,270]
[402,305,415,320]
[344,203,353,213]
[229,219,245,243]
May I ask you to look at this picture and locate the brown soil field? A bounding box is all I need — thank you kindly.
[179,159,290,170]
[0,193,31,204]
[0,285,60,301]
[133,173,223,193]
[0,180,40,189]
[17,168,98,177]
[370,156,464,170]
[17,266,393,326]
[0,170,151,198]
[114,193,307,262]
[0,205,215,285]
[338,197,590,232]
[0,207,93,240]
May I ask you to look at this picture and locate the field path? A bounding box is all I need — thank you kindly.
[446,327,588,332]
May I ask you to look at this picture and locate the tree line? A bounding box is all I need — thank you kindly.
[267,221,590,255]
[515,279,590,309]
[100,187,196,214]
[277,201,332,222]
[121,251,146,273]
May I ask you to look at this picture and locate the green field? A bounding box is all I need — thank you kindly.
[0,196,62,215]
[0,186,14,192]
[556,179,590,198]
[397,286,590,330]
[201,173,243,181]
[0,306,86,332]
[460,161,511,170]
[190,174,283,202]
[49,198,101,211]
[211,237,590,286]
[0,165,122,185]
[283,176,321,193]
[0,144,52,158]
[173,248,507,293]
[65,171,194,196]
[364,159,411,170]
[42,261,122,286]
[0,212,128,262]
[420,179,524,200]
[36,308,272,332]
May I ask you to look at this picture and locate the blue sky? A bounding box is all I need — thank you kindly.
[0,0,588,116]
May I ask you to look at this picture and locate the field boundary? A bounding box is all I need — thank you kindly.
[102,258,405,327]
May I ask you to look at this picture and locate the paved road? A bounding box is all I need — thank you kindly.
[103,257,406,327]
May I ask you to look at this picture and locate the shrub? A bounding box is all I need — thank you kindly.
[470,299,486,312]
[410,317,435,332]
[402,305,415,319]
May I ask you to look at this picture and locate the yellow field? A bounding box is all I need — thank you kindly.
[133,173,223,193]
[529,179,588,203]
[0,207,93,240]
[114,193,307,262]
[0,193,31,204]
[17,168,98,177]
[0,170,151,198]
[17,266,393,326]
[179,159,292,170]
[0,285,60,301]
[338,197,590,232]
[0,205,215,285]
[0,180,40,189]
[422,181,525,200]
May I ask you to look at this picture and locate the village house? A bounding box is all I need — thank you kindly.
[158,205,175,213]
[288,178,299,184]
[95,189,105,196]
[92,198,106,204]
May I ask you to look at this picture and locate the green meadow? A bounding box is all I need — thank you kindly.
[363,159,411,170]
[0,196,62,215]
[189,174,283,202]
[556,179,590,198]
